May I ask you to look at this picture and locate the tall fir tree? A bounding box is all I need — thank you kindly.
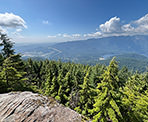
[0,54,27,91]
[0,65,7,93]
[91,57,123,122]
[44,68,54,95]
[0,34,14,58]
[75,68,96,117]
[56,72,73,104]
[121,73,148,121]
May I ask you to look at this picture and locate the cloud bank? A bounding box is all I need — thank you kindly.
[48,33,82,40]
[47,13,148,42]
[0,12,27,38]
[95,14,148,37]
[0,13,27,28]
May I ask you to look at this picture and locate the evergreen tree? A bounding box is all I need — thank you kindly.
[68,70,82,109]
[0,53,4,66]
[56,72,73,104]
[25,58,34,83]
[75,68,96,117]
[0,54,27,91]
[0,34,14,58]
[91,57,123,122]
[0,65,7,93]
[135,90,148,121]
[121,73,148,121]
[25,59,45,89]
[54,72,64,102]
[44,68,54,95]
[118,66,130,87]
[50,76,58,97]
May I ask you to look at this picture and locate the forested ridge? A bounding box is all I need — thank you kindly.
[0,34,148,122]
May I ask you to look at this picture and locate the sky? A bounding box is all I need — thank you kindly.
[0,0,148,43]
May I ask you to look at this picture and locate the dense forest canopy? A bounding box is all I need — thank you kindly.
[0,33,148,122]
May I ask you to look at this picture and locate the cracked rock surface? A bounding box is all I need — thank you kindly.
[0,92,83,122]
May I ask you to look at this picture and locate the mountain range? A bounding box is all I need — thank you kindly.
[15,35,148,72]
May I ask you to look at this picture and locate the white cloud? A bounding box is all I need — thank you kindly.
[48,35,57,38]
[46,13,148,42]
[0,13,27,39]
[99,17,122,33]
[131,14,148,34]
[0,13,27,28]
[47,33,84,42]
[122,24,134,32]
[84,32,101,38]
[11,28,24,39]
[16,28,22,32]
[57,33,62,36]
[42,20,49,25]
[62,33,83,39]
[0,26,7,34]
[72,34,81,37]
[135,14,148,25]
[88,14,148,38]
[63,34,71,38]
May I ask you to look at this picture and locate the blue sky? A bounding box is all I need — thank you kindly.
[0,0,148,43]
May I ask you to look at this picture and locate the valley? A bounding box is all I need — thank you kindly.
[15,35,148,72]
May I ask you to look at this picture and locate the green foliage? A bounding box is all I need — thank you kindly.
[91,57,123,122]
[0,54,27,91]
[75,68,96,117]
[0,34,148,121]
[121,73,148,121]
[135,90,148,121]
[25,59,46,89]
[0,69,7,93]
[100,53,148,73]
[118,66,131,87]
[0,34,28,93]
[0,34,14,58]
[0,53,4,66]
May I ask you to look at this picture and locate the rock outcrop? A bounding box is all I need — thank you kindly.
[0,92,84,122]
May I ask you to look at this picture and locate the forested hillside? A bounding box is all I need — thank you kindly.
[15,35,148,72]
[99,53,148,72]
[1,34,148,121]
[51,35,148,58]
